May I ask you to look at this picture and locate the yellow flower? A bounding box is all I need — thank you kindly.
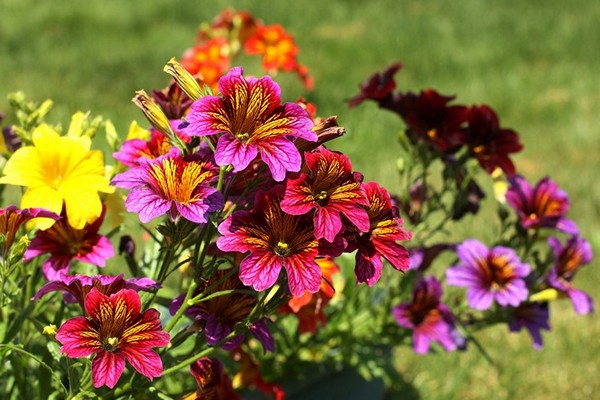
[0,124,113,229]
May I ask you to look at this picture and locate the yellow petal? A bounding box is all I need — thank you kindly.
[529,288,565,302]
[67,111,87,138]
[21,186,63,230]
[63,189,103,229]
[126,120,150,141]
[0,146,45,187]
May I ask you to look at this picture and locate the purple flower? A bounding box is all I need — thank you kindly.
[505,175,578,234]
[111,147,222,223]
[547,235,594,314]
[446,239,531,310]
[509,302,551,350]
[184,67,316,181]
[393,276,463,354]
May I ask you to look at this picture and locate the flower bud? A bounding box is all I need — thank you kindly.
[163,57,203,101]
[132,90,174,138]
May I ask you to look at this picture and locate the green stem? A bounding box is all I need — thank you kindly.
[164,279,198,333]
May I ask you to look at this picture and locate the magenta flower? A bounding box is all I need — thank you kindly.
[24,207,113,280]
[547,235,594,314]
[55,288,170,388]
[506,175,578,234]
[111,147,222,223]
[344,181,412,285]
[32,273,160,310]
[184,67,316,181]
[0,205,59,257]
[169,269,274,352]
[446,239,531,310]
[508,302,551,350]
[280,146,370,242]
[393,276,463,354]
[217,185,321,297]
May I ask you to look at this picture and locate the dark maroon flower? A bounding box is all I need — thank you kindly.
[0,205,59,257]
[463,105,523,176]
[187,357,240,400]
[348,62,402,108]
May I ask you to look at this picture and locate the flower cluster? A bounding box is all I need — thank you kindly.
[0,11,593,399]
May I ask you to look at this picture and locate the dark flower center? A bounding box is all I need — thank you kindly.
[274,241,291,257]
[102,336,120,352]
[313,190,329,206]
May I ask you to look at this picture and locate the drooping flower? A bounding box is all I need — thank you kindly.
[55,288,170,388]
[508,302,551,350]
[24,207,114,280]
[348,62,402,108]
[393,276,463,354]
[169,269,274,352]
[244,24,299,73]
[446,239,531,310]
[32,273,160,311]
[184,67,316,181]
[0,124,113,229]
[181,37,231,90]
[463,105,523,176]
[397,89,468,153]
[217,185,322,297]
[0,205,59,258]
[182,357,241,400]
[281,146,370,242]
[505,175,578,234]
[279,257,340,334]
[111,147,222,223]
[344,181,412,286]
[546,235,594,314]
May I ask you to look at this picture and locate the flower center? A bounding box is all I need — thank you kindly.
[235,132,250,142]
[274,241,291,257]
[103,336,120,352]
[313,190,329,206]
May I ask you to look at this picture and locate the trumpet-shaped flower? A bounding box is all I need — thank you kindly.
[0,205,59,257]
[393,276,463,354]
[0,124,113,229]
[55,288,170,388]
[182,357,240,400]
[547,235,594,314]
[506,175,578,234]
[344,181,412,286]
[184,67,316,181]
[32,273,160,311]
[281,146,370,242]
[111,147,222,223]
[217,185,321,297]
[508,302,551,350]
[169,269,274,352]
[24,207,114,280]
[446,239,531,310]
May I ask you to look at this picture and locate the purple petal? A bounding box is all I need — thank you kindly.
[258,137,302,182]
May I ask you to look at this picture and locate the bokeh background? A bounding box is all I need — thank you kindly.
[2,0,599,398]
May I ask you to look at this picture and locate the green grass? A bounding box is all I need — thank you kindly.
[2,0,600,398]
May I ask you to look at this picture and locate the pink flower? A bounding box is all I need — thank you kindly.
[217,185,322,297]
[344,182,412,285]
[184,67,316,181]
[55,288,170,388]
[113,124,190,167]
[24,207,113,280]
[280,146,370,242]
[111,147,222,223]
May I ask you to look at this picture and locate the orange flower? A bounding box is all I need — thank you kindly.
[245,24,298,73]
[181,37,230,90]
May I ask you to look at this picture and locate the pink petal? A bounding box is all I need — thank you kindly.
[214,133,258,171]
[258,137,302,181]
[121,345,164,380]
[56,316,101,358]
[92,351,126,389]
[284,256,322,297]
[239,251,283,292]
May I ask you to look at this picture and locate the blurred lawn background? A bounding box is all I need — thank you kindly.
[1,0,599,398]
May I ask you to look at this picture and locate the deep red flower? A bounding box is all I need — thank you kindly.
[463,105,523,176]
[55,288,170,388]
[24,207,114,280]
[344,182,412,285]
[152,80,195,120]
[399,89,468,153]
[348,62,402,108]
[182,357,241,400]
[0,205,58,258]
[217,185,322,297]
[281,146,370,242]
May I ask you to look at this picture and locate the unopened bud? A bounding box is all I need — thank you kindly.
[132,90,174,138]
[163,58,203,101]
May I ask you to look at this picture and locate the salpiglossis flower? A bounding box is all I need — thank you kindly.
[393,276,463,354]
[55,288,170,388]
[508,302,551,350]
[0,205,59,257]
[111,147,222,224]
[217,185,322,297]
[24,206,114,280]
[463,105,523,176]
[446,239,531,310]
[244,24,299,73]
[505,175,578,234]
[181,37,231,90]
[344,181,412,286]
[0,124,113,229]
[546,235,594,314]
[281,146,370,243]
[182,357,241,400]
[184,67,316,181]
